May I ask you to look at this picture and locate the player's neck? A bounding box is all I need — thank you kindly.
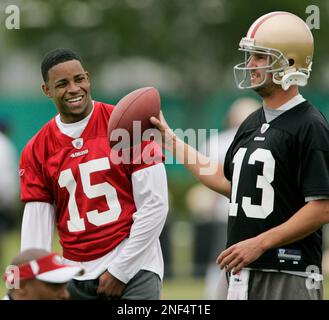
[263,86,299,109]
[60,99,94,124]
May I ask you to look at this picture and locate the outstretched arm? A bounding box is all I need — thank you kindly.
[150,112,231,198]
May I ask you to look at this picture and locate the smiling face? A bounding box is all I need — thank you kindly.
[246,53,277,97]
[42,59,93,123]
[246,53,269,86]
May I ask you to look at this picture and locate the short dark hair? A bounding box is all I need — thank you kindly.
[41,48,82,82]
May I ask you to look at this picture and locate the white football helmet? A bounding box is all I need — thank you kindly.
[233,11,314,90]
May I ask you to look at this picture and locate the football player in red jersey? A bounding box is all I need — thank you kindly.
[19,48,169,300]
[151,12,329,299]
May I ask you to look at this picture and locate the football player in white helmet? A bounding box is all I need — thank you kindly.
[234,11,313,92]
[151,11,329,300]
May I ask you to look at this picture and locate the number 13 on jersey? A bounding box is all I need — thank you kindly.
[229,147,275,219]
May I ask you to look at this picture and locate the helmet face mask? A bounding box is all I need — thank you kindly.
[233,12,314,91]
[234,41,290,90]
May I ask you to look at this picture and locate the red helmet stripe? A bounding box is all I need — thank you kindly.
[248,12,292,38]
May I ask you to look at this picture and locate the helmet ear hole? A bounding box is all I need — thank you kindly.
[288,59,295,66]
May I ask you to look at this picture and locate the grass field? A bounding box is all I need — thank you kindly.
[1,229,329,300]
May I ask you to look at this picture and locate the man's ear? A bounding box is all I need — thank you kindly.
[42,83,51,98]
[85,71,90,82]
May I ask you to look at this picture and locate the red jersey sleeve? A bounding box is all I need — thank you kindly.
[129,140,165,174]
[19,143,53,203]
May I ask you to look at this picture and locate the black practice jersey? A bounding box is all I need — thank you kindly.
[224,101,329,272]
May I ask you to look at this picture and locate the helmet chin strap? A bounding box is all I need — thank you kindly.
[273,72,308,90]
[272,63,312,90]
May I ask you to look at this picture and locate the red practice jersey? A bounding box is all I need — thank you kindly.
[20,101,164,261]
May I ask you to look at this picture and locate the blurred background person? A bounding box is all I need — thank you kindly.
[186,97,260,299]
[3,248,83,300]
[0,119,19,270]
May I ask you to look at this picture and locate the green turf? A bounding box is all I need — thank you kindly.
[162,278,205,300]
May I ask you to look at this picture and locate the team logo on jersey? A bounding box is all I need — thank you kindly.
[254,137,265,141]
[260,123,270,134]
[72,138,84,149]
[70,149,89,158]
[278,249,285,256]
[277,248,302,261]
